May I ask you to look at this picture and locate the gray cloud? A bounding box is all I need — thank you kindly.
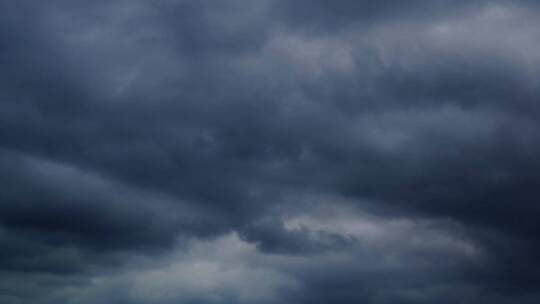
[2,0,540,303]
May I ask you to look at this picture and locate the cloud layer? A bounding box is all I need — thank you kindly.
[2,0,540,303]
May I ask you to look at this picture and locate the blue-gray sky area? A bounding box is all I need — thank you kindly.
[1,1,540,303]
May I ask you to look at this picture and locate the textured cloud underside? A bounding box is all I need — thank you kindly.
[1,1,540,303]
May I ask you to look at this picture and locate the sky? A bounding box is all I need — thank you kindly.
[1,0,540,303]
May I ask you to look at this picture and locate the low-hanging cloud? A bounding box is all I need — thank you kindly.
[2,0,540,303]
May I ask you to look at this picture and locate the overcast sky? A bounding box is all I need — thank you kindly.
[1,1,540,303]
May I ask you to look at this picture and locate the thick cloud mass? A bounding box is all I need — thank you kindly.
[2,0,540,303]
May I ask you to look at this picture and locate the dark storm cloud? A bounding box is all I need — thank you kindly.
[2,0,540,303]
[0,149,198,251]
[238,216,354,254]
